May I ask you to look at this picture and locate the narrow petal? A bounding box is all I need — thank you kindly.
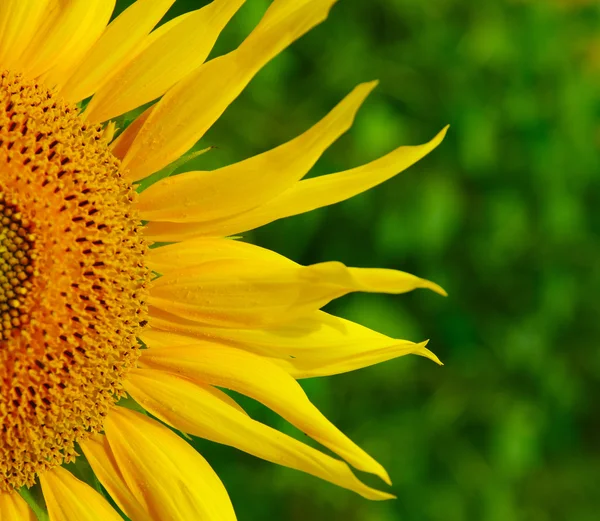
[104,406,237,521]
[139,342,391,483]
[138,82,377,219]
[21,1,115,80]
[110,105,154,161]
[146,237,288,274]
[140,327,197,348]
[0,1,52,71]
[144,310,441,378]
[126,368,394,500]
[39,466,123,521]
[146,238,443,351]
[59,0,176,103]
[80,435,153,521]
[148,255,445,328]
[85,0,245,124]
[42,1,118,89]
[144,126,448,241]
[0,491,36,521]
[122,0,339,181]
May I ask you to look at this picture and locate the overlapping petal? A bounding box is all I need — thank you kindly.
[41,1,118,88]
[138,342,391,482]
[0,491,36,521]
[148,252,444,328]
[143,309,441,378]
[85,0,246,124]
[59,0,176,102]
[146,236,287,273]
[138,81,377,220]
[0,1,51,71]
[39,466,122,521]
[80,435,154,521]
[102,406,237,521]
[21,0,115,80]
[110,105,154,161]
[143,126,448,241]
[0,0,450,514]
[121,0,340,181]
[125,368,394,500]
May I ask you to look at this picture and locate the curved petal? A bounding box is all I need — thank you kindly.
[146,237,288,274]
[139,342,390,483]
[140,327,198,348]
[80,435,153,521]
[0,0,52,71]
[143,126,448,241]
[138,82,377,220]
[21,0,115,80]
[148,255,445,328]
[59,0,175,103]
[85,0,245,123]
[122,0,339,181]
[144,310,441,378]
[126,368,394,500]
[39,466,123,521]
[0,491,36,521]
[41,1,117,89]
[110,105,154,161]
[104,406,237,521]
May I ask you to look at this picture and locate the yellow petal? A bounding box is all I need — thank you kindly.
[145,310,441,378]
[85,0,245,124]
[80,434,154,521]
[138,81,377,219]
[21,1,115,81]
[146,236,288,274]
[110,105,154,161]
[39,466,123,521]
[59,0,176,103]
[0,1,52,71]
[105,406,237,521]
[0,491,36,521]
[126,368,394,500]
[42,1,118,89]
[145,125,448,240]
[148,253,445,328]
[139,342,391,483]
[140,327,198,348]
[122,0,339,181]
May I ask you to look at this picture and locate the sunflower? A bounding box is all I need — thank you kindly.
[0,0,447,520]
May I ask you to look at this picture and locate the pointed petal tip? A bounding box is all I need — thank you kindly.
[415,341,443,366]
[379,466,392,486]
[420,278,448,297]
[371,490,397,501]
[429,124,450,147]
[343,80,378,111]
[359,79,379,92]
[356,480,396,501]
[355,453,391,487]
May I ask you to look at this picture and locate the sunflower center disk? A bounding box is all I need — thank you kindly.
[0,71,149,491]
[0,198,36,338]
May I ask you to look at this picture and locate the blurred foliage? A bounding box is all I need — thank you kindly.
[113,1,600,520]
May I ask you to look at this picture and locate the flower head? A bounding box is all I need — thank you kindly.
[0,1,447,520]
[0,71,148,493]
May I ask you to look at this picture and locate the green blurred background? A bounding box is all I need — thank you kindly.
[120,1,600,520]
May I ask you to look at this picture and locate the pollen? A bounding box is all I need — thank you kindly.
[0,72,149,491]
